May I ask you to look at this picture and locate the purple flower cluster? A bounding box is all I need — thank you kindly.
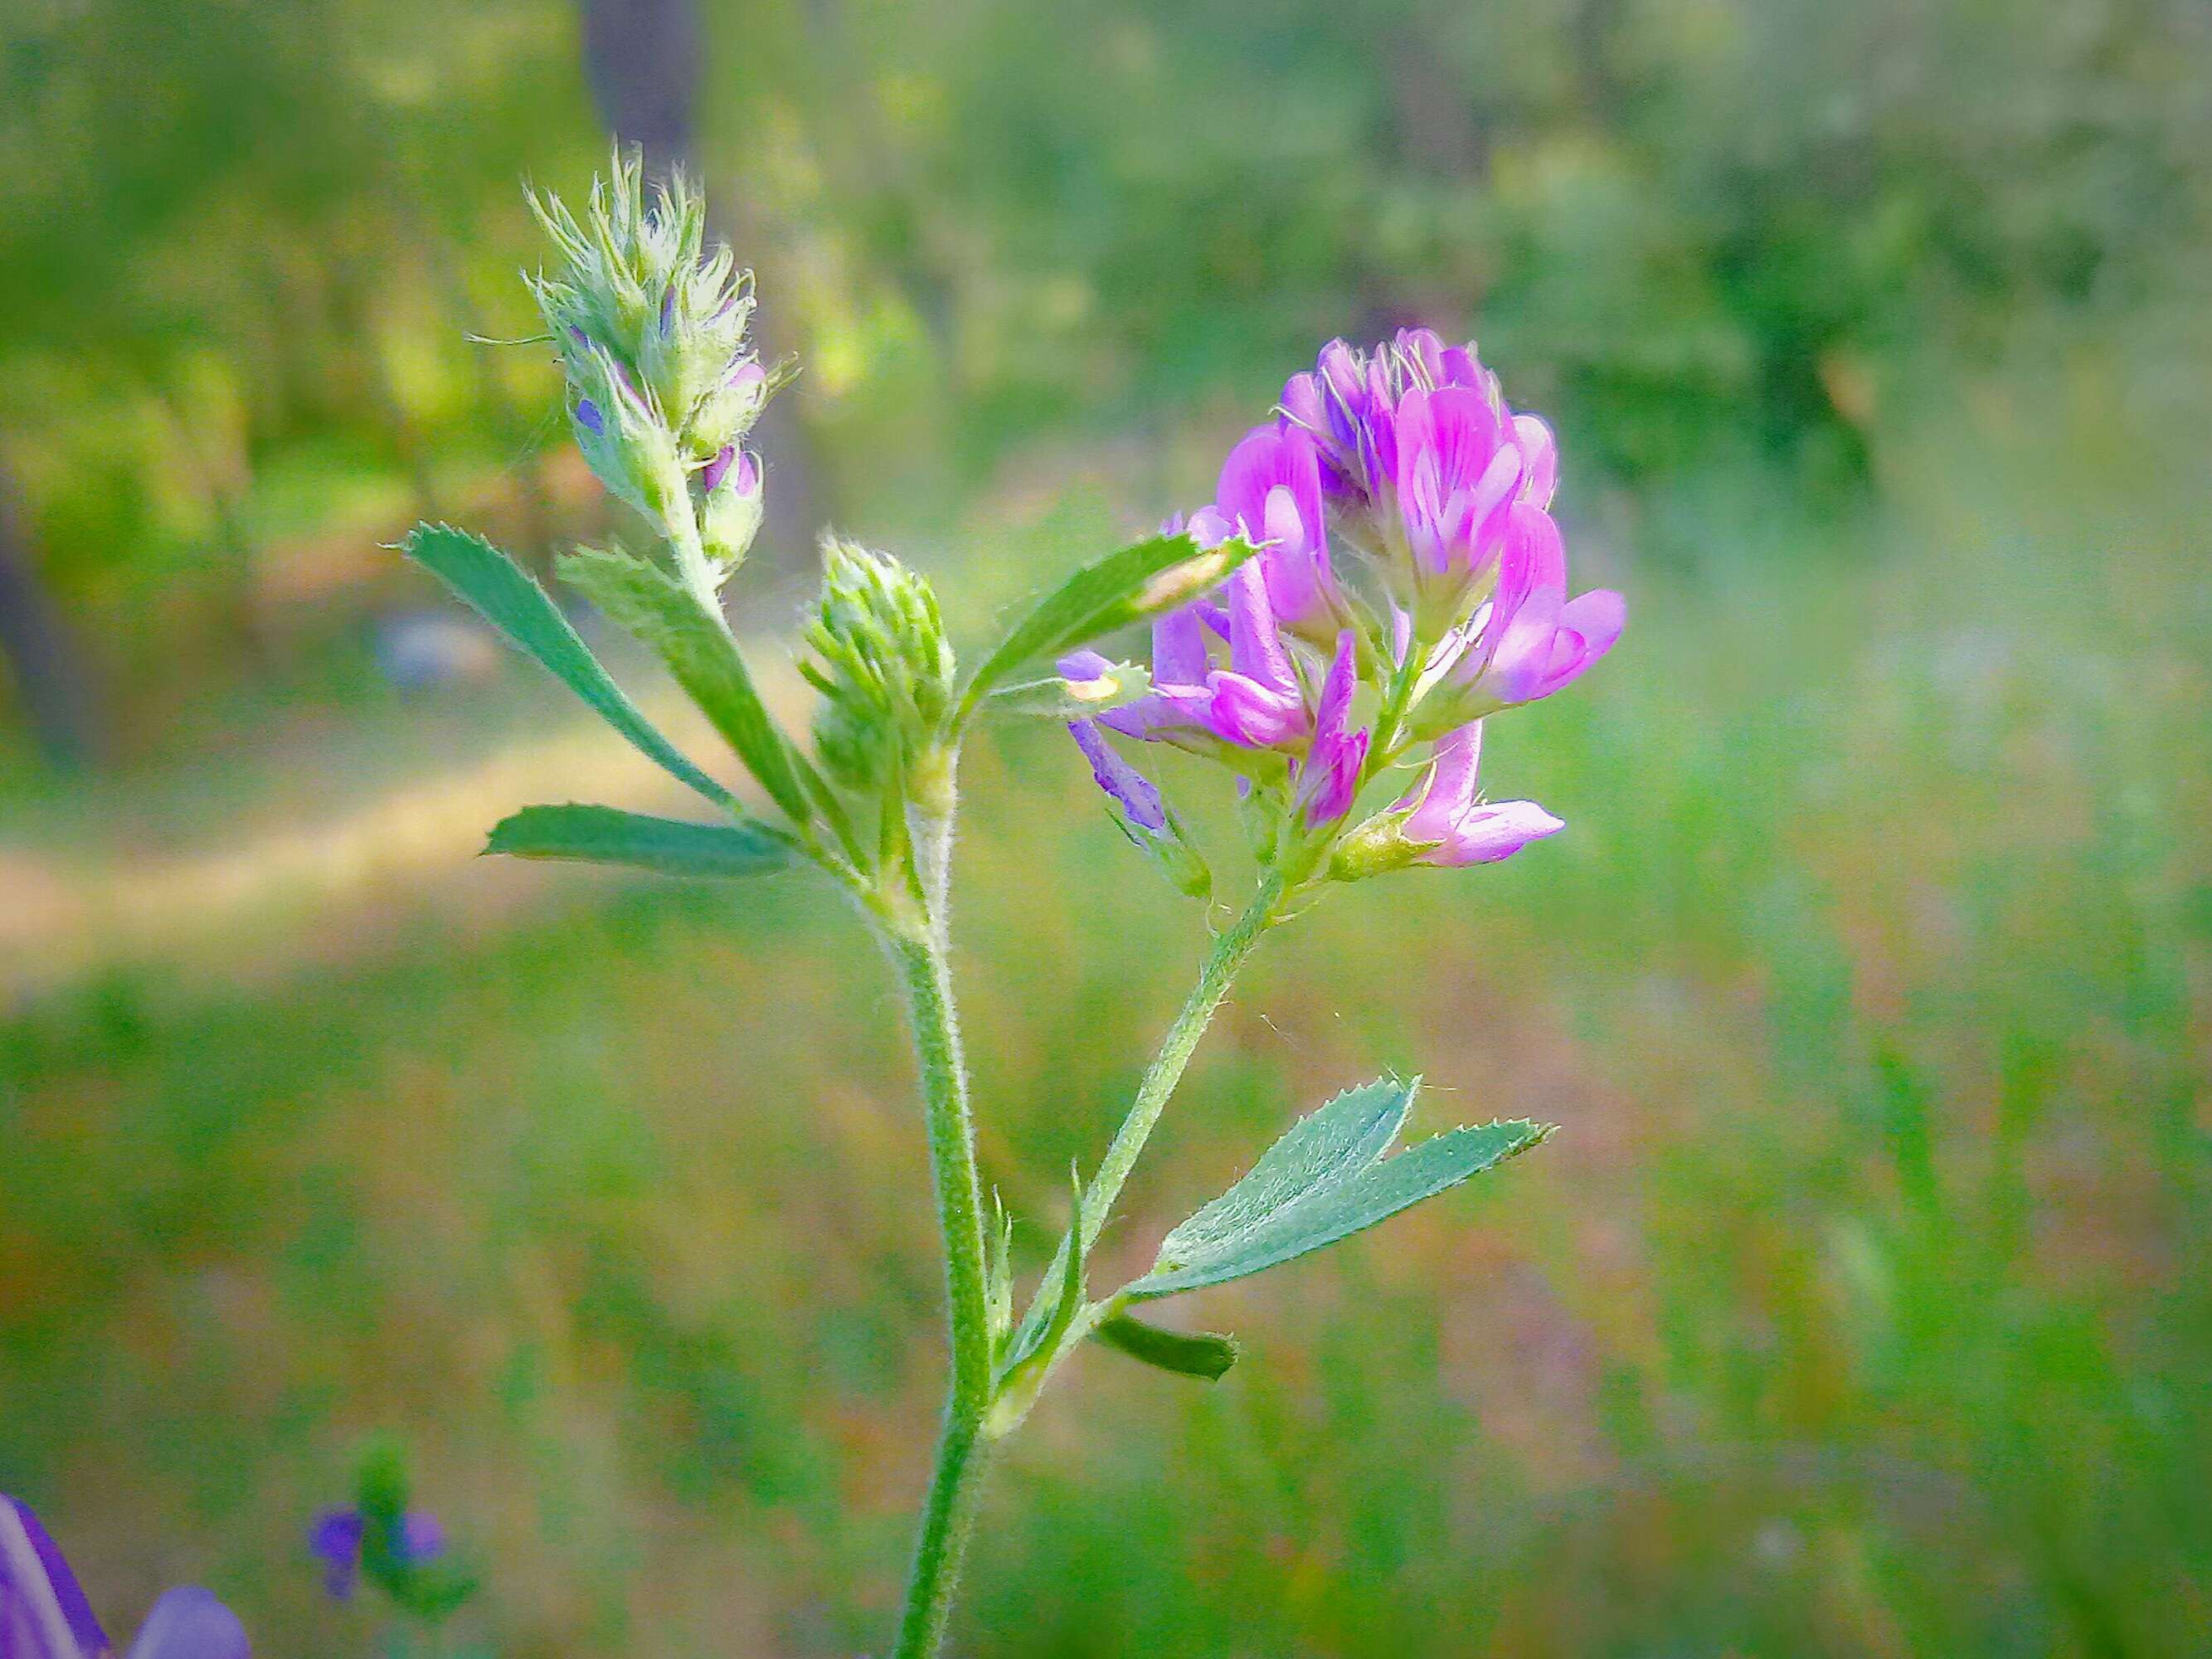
[306,1506,445,1603]
[2,1496,247,1659]
[1068,329,1622,878]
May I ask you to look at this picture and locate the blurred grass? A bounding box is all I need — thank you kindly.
[3,294,2209,1657]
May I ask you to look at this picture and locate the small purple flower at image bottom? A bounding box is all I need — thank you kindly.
[306,1508,445,1603]
[1,1494,248,1659]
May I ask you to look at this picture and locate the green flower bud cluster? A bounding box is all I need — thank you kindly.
[527,149,789,577]
[800,538,956,805]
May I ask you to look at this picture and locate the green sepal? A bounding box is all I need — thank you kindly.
[484,803,795,878]
[1125,1077,1553,1301]
[995,1165,1090,1389]
[1093,1312,1240,1381]
[401,524,732,809]
[559,547,817,827]
[954,532,1256,724]
[982,659,1152,720]
[984,1190,1016,1355]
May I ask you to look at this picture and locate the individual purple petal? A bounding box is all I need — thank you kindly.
[1182,505,1235,547]
[1203,671,1308,748]
[2,1496,110,1659]
[731,450,761,496]
[1397,327,1448,386]
[574,398,604,436]
[305,1511,363,1603]
[1393,385,1518,578]
[124,1589,248,1659]
[1429,799,1565,865]
[1512,413,1558,508]
[1451,503,1621,713]
[1397,721,1485,844]
[1151,604,1213,688]
[1067,721,1168,834]
[1392,722,1561,866]
[396,1513,445,1566]
[1212,426,1341,630]
[1296,631,1369,826]
[700,444,736,493]
[1222,561,1297,699]
[1534,587,1626,700]
[1057,649,1116,683]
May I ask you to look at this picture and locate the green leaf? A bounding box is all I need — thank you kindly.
[1125,1078,1553,1301]
[559,548,814,825]
[982,659,1152,721]
[1093,1312,1240,1381]
[1158,1076,1416,1267]
[484,803,795,879]
[402,523,732,808]
[955,532,1256,723]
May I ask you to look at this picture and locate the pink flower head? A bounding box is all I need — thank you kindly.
[1449,502,1624,715]
[1393,722,1563,867]
[1274,328,1561,599]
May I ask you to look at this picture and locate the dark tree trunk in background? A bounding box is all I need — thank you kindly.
[581,0,701,174]
[581,0,822,587]
[0,463,103,766]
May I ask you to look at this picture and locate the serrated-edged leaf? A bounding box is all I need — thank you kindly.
[1127,1118,1553,1301]
[559,547,813,825]
[402,523,732,808]
[1093,1313,1240,1381]
[485,803,795,878]
[1157,1076,1416,1268]
[955,532,1256,722]
[982,659,1153,720]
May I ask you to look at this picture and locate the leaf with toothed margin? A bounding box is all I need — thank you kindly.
[954,532,1255,724]
[1093,1313,1240,1381]
[1158,1076,1416,1266]
[484,804,795,878]
[401,523,732,808]
[1125,1077,1552,1300]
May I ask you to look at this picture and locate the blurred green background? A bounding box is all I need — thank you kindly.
[2,0,2209,1653]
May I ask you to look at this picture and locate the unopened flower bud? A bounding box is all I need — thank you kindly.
[802,540,956,797]
[528,150,787,569]
[698,446,765,569]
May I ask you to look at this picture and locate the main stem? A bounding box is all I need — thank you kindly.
[888,795,994,1659]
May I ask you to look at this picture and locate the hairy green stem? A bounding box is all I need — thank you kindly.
[891,1408,987,1659]
[1081,871,1286,1244]
[887,807,994,1659]
[992,873,1287,1431]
